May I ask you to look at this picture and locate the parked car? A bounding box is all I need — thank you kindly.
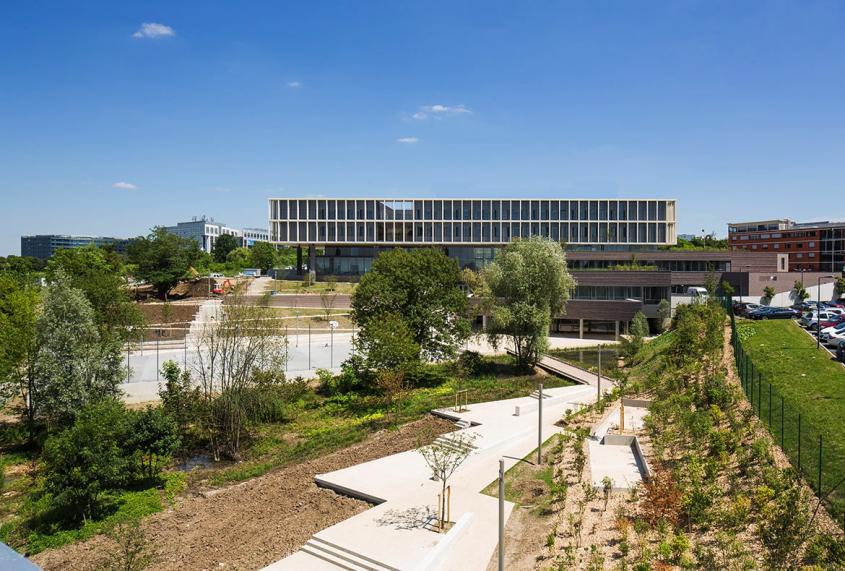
[820,320,845,338]
[837,339,845,362]
[828,300,845,309]
[800,311,837,328]
[749,307,800,320]
[825,329,845,348]
[817,315,845,331]
[733,302,762,316]
[825,307,845,317]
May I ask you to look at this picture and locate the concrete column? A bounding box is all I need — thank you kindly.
[579,319,584,339]
[614,320,620,341]
[296,246,303,275]
[308,245,317,275]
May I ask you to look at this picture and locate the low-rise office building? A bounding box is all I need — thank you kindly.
[163,217,268,253]
[21,234,128,260]
[728,219,845,273]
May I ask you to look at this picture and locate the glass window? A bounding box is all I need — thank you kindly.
[424,201,433,220]
[328,201,336,219]
[471,201,481,220]
[277,200,287,219]
[658,201,666,221]
[425,222,434,241]
[619,201,627,221]
[521,201,530,220]
[531,200,540,220]
[551,223,559,241]
[639,201,648,221]
[482,201,491,220]
[551,201,559,220]
[511,200,521,220]
[318,201,326,220]
[589,201,598,220]
[492,200,500,220]
[501,200,510,220]
[299,199,308,220]
[463,222,471,241]
[648,201,656,221]
[599,201,608,220]
[435,223,442,241]
[580,201,589,220]
[443,200,452,220]
[463,201,472,220]
[308,222,316,240]
[376,201,385,220]
[366,200,375,220]
[288,223,297,241]
[454,200,463,220]
[473,223,482,241]
[561,223,569,242]
[308,200,317,219]
[560,201,569,220]
[434,201,442,220]
[541,201,549,220]
[570,201,578,220]
[337,224,345,241]
[608,201,616,221]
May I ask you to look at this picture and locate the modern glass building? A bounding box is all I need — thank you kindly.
[21,234,128,260]
[269,198,677,248]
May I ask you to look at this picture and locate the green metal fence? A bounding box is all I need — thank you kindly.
[729,306,845,528]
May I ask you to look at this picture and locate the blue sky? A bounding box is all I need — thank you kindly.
[2,1,844,255]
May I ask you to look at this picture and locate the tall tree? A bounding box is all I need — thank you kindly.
[0,273,41,441]
[127,228,201,297]
[249,241,277,273]
[46,246,141,342]
[482,237,576,367]
[36,270,124,427]
[212,233,240,263]
[351,248,469,361]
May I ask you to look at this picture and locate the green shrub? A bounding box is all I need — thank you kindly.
[457,350,485,377]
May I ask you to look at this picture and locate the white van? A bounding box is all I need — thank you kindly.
[687,287,708,302]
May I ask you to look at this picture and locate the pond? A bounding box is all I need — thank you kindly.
[173,453,213,472]
[548,346,622,374]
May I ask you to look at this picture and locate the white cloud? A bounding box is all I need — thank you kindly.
[397,137,419,144]
[132,23,175,39]
[287,81,302,89]
[412,104,471,120]
[112,181,138,190]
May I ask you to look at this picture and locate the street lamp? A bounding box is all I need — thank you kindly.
[817,275,835,350]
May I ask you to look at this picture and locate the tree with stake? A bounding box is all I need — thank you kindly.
[418,431,478,530]
[320,288,338,322]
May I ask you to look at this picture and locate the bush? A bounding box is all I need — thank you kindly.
[403,365,449,389]
[457,350,485,377]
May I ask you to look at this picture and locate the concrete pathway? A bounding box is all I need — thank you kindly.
[246,276,273,296]
[264,384,598,571]
[587,402,650,490]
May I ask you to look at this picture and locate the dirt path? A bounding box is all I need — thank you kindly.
[33,416,454,571]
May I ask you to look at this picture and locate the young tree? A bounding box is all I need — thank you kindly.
[159,360,198,434]
[622,311,649,361]
[127,228,202,297]
[192,293,287,459]
[762,285,776,303]
[320,289,338,322]
[418,431,477,530]
[376,369,408,423]
[0,274,41,442]
[351,248,469,361]
[36,271,124,427]
[212,233,240,263]
[656,299,671,332]
[41,399,133,522]
[481,237,576,367]
[720,280,735,297]
[249,241,277,273]
[794,280,810,302]
[835,277,845,299]
[126,407,180,479]
[105,518,152,571]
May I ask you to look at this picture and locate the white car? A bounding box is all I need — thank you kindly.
[826,329,845,347]
[800,311,836,328]
[825,307,845,316]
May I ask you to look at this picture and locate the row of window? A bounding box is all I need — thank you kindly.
[270,199,674,223]
[271,221,671,244]
[571,285,668,304]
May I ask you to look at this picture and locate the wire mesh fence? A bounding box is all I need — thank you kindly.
[729,307,845,528]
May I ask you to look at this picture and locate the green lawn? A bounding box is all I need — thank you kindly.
[270,279,357,294]
[737,319,845,514]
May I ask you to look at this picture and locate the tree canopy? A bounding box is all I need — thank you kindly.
[127,227,202,297]
[46,246,141,341]
[212,233,240,263]
[482,237,576,367]
[351,248,469,361]
[249,241,277,272]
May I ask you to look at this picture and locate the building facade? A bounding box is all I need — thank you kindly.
[21,234,128,260]
[163,217,268,253]
[728,219,845,273]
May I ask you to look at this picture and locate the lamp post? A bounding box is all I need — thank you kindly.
[498,458,505,571]
[817,275,835,350]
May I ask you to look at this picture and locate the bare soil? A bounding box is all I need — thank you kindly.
[32,415,454,571]
[137,302,202,341]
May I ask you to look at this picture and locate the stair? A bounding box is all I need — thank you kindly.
[433,433,478,455]
[455,419,472,429]
[529,390,553,400]
[298,536,401,571]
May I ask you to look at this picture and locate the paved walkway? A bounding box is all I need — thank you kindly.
[264,384,598,571]
[587,402,650,490]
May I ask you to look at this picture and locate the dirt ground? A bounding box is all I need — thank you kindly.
[32,415,454,571]
[137,302,202,342]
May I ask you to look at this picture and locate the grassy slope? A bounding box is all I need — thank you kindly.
[738,319,845,513]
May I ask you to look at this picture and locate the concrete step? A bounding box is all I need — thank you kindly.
[529,390,553,400]
[303,537,400,571]
[434,434,478,455]
[455,419,472,429]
